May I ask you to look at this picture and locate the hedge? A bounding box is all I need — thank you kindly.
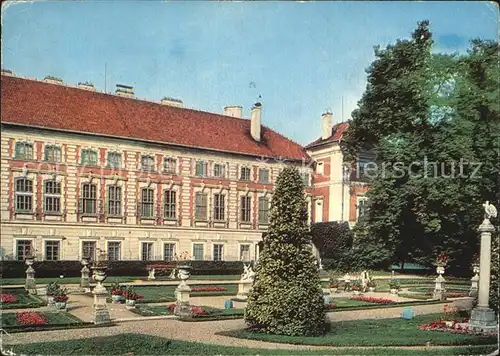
[0,260,244,279]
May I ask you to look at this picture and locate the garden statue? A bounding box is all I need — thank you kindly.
[361,270,370,292]
[237,263,255,300]
[482,201,497,219]
[241,263,256,282]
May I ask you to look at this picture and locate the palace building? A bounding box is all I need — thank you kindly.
[0,71,368,262]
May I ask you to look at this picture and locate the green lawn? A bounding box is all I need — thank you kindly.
[218,313,497,347]
[125,284,238,302]
[0,288,46,309]
[132,304,245,319]
[6,333,497,355]
[407,286,470,294]
[2,311,83,328]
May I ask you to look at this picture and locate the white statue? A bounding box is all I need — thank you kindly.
[483,201,497,220]
[241,263,255,282]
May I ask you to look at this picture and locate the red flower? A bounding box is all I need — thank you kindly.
[190,306,208,316]
[53,295,69,303]
[16,312,47,325]
[110,289,124,296]
[167,304,176,313]
[349,296,394,304]
[326,302,337,309]
[0,293,17,304]
[191,286,227,292]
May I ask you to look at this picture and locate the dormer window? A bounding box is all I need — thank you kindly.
[213,163,226,178]
[81,149,98,166]
[44,145,61,163]
[163,157,177,174]
[15,142,33,160]
[141,155,155,172]
[240,166,251,181]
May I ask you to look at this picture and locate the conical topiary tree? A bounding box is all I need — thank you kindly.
[244,166,327,336]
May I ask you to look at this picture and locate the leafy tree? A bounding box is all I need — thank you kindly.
[311,221,353,259]
[245,167,327,336]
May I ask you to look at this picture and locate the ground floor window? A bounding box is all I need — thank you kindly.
[192,243,204,260]
[164,243,176,261]
[16,240,33,261]
[107,241,121,261]
[142,242,154,261]
[45,240,60,261]
[240,244,250,261]
[213,244,224,261]
[82,241,96,261]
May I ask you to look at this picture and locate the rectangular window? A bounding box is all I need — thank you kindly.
[163,157,177,174]
[108,185,122,216]
[164,190,176,219]
[44,180,61,214]
[213,163,226,178]
[193,243,204,260]
[240,196,252,222]
[15,178,33,212]
[258,197,270,224]
[213,194,225,221]
[258,168,269,184]
[195,192,208,220]
[16,240,33,261]
[240,244,250,261]
[141,188,154,218]
[301,173,310,186]
[195,161,207,177]
[82,241,96,261]
[107,242,121,261]
[164,243,176,261]
[15,142,33,160]
[81,183,97,215]
[45,241,60,261]
[107,152,122,169]
[357,198,368,220]
[81,149,98,166]
[141,155,155,172]
[240,167,251,181]
[44,146,61,163]
[213,244,224,261]
[141,242,154,261]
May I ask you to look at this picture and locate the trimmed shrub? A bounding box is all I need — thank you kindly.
[245,167,327,336]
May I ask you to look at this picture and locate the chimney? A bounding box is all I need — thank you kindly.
[250,102,262,142]
[224,106,243,118]
[321,112,333,140]
[77,81,96,91]
[161,97,184,108]
[43,75,64,85]
[115,84,134,98]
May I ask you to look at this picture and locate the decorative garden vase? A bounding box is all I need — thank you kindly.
[353,290,361,295]
[369,287,375,292]
[112,295,125,303]
[177,265,192,286]
[125,299,136,309]
[47,295,55,305]
[55,302,67,310]
[390,289,399,295]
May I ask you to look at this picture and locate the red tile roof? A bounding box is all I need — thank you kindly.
[305,122,349,149]
[1,75,309,161]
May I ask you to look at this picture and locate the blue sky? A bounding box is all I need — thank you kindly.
[2,1,498,145]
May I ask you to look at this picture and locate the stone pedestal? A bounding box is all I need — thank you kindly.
[174,265,192,317]
[236,280,252,301]
[148,268,156,280]
[91,267,110,325]
[469,218,497,331]
[469,265,480,298]
[433,266,446,301]
[25,261,37,295]
[80,265,91,290]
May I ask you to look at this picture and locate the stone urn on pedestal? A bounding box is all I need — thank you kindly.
[433,264,447,301]
[174,265,192,316]
[80,257,91,292]
[24,256,37,295]
[469,263,480,298]
[91,265,110,324]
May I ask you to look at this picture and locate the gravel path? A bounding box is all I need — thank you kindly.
[2,298,475,351]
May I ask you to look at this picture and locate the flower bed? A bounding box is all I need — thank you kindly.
[16,312,47,326]
[326,302,337,310]
[418,318,496,336]
[191,286,227,292]
[1,293,17,304]
[349,296,395,304]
